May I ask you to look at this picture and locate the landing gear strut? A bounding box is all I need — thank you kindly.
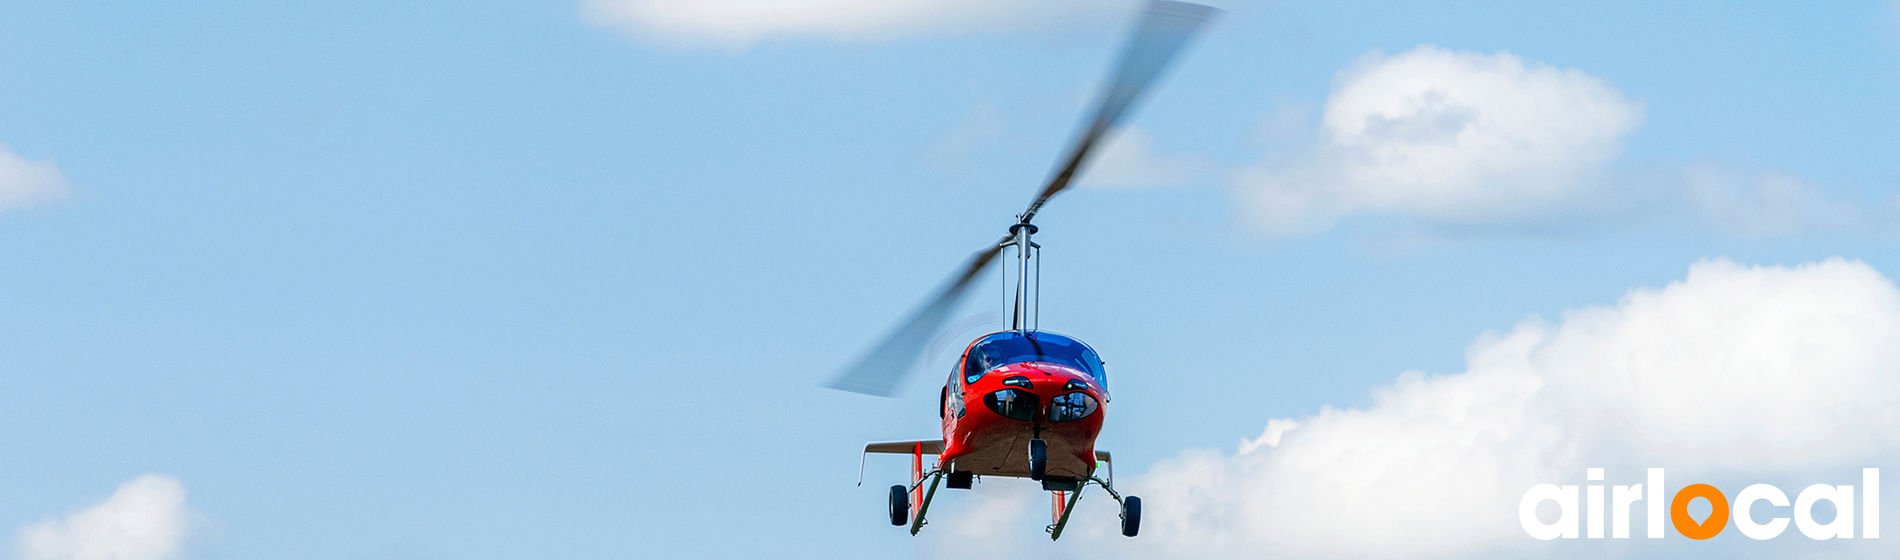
[1044,475,1141,540]
[1120,495,1142,537]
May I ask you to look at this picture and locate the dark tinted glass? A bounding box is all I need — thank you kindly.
[983,388,1039,421]
[963,331,1106,387]
[1049,392,1099,422]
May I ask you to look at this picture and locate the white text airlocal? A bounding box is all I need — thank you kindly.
[1520,468,1879,540]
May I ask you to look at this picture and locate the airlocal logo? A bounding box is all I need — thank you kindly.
[1520,468,1879,540]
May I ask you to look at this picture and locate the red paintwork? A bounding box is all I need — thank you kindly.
[911,442,923,519]
[936,335,1108,482]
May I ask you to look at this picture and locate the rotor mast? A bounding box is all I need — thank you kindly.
[1003,222,1040,331]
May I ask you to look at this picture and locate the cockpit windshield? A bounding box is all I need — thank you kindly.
[962,331,1106,387]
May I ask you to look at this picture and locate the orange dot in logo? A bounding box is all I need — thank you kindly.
[1670,484,1729,540]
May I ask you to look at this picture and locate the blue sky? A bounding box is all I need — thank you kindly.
[3,1,1900,559]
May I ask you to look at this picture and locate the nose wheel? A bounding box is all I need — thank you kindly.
[1027,438,1047,481]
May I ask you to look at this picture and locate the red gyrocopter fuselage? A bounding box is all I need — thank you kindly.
[940,331,1107,483]
[860,329,1132,540]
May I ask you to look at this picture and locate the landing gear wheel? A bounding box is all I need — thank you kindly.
[1120,495,1142,537]
[1027,438,1047,481]
[889,485,909,526]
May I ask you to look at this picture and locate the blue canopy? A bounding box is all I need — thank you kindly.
[963,331,1106,388]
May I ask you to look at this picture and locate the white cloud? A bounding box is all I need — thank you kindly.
[1080,127,1209,189]
[1231,47,1893,240]
[937,258,1900,558]
[1237,46,1644,234]
[17,475,196,560]
[1119,258,1900,558]
[582,0,1132,48]
[0,145,71,211]
[1235,417,1299,454]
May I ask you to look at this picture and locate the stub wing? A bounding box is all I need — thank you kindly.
[858,439,945,485]
[864,440,944,455]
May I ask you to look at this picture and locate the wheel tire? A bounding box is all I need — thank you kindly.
[1027,439,1048,481]
[1121,496,1142,537]
[889,485,910,526]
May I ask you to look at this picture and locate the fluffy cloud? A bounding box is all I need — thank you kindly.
[17,475,196,560]
[1119,258,1900,558]
[1233,47,1883,239]
[582,0,1131,48]
[0,145,70,211]
[1239,46,1644,234]
[936,258,1900,558]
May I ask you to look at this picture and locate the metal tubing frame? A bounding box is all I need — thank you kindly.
[1032,240,1040,331]
[1020,226,1031,330]
[1004,224,1039,331]
[1046,487,1087,540]
[1003,239,1018,332]
[1091,476,1134,526]
[1042,475,1129,540]
[908,470,945,535]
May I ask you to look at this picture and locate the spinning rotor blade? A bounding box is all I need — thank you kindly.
[1020,0,1220,224]
[827,1,1218,397]
[825,242,1005,397]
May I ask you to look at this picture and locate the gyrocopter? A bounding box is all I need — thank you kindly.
[825,0,1220,541]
